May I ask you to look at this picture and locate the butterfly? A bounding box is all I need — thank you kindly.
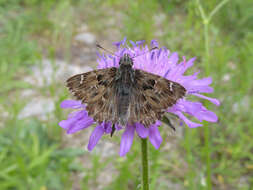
[66,53,186,130]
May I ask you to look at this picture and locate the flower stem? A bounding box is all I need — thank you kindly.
[204,126,211,190]
[141,138,149,190]
[203,18,212,190]
[204,22,210,73]
[196,1,229,189]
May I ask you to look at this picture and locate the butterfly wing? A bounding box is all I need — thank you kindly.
[66,67,186,127]
[66,67,118,123]
[129,69,186,127]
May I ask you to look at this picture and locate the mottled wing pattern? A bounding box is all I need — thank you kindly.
[129,69,186,127]
[67,67,186,127]
[66,67,117,123]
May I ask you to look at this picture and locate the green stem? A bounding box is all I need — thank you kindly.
[204,20,212,190]
[204,126,211,190]
[185,128,195,189]
[141,138,149,190]
[209,0,230,20]
[196,1,229,189]
[204,22,210,74]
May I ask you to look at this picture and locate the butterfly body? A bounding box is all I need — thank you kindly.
[66,54,186,127]
[115,54,136,126]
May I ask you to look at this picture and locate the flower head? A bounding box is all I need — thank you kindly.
[59,39,219,156]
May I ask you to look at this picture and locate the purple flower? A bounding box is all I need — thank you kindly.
[59,39,219,156]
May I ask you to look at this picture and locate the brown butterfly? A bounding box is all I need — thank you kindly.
[66,52,186,129]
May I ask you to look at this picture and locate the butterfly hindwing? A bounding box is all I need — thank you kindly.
[129,69,186,126]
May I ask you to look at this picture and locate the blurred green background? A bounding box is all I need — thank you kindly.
[0,0,252,189]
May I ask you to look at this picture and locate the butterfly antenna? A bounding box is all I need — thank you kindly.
[132,46,158,58]
[96,43,119,57]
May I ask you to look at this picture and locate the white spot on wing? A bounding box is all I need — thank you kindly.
[80,75,84,84]
[169,82,173,91]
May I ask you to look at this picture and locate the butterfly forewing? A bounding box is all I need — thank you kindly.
[66,67,119,123]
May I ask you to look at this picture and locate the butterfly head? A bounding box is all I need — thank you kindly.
[119,54,133,67]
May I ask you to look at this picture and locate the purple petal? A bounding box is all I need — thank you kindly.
[129,40,136,47]
[96,51,103,59]
[135,123,148,138]
[103,122,112,134]
[120,48,127,57]
[199,110,218,122]
[136,40,145,46]
[174,111,202,128]
[185,77,214,93]
[67,117,94,134]
[60,100,82,109]
[185,57,196,70]
[119,125,135,157]
[58,110,85,128]
[150,40,159,48]
[115,124,123,130]
[192,93,220,106]
[59,110,94,134]
[178,100,218,123]
[195,77,212,86]
[190,86,214,94]
[168,52,179,65]
[148,125,162,149]
[163,68,171,78]
[113,37,127,48]
[88,125,105,151]
[170,57,195,78]
[157,48,163,58]
[59,119,74,130]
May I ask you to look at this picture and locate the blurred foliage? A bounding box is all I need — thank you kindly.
[0,0,253,189]
[0,118,85,189]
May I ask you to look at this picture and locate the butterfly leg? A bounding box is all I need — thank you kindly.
[110,124,116,137]
[162,116,176,131]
